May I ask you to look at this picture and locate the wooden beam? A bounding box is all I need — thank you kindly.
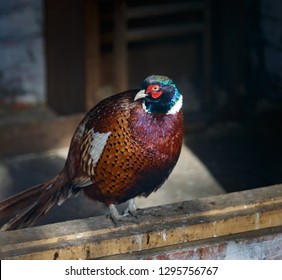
[102,24,204,45]
[203,0,212,113]
[127,1,205,19]
[84,0,101,111]
[0,114,83,158]
[0,184,282,260]
[127,24,204,42]
[45,0,85,114]
[113,0,128,92]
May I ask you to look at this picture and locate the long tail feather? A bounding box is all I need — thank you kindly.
[0,183,45,218]
[0,171,72,231]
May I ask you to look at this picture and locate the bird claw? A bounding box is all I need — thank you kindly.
[109,199,138,226]
[123,198,138,218]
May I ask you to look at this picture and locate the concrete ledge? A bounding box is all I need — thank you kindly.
[0,184,281,260]
[100,226,282,260]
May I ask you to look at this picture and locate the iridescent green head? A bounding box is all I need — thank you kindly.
[134,75,183,114]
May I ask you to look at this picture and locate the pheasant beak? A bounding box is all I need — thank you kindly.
[134,89,146,101]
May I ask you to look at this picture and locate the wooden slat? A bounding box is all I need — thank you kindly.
[113,0,128,92]
[127,1,205,19]
[128,23,204,42]
[84,0,101,111]
[0,184,282,260]
[102,23,204,44]
[203,0,212,112]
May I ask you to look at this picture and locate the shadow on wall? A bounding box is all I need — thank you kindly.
[185,110,282,193]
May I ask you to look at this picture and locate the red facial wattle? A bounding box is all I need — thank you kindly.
[146,84,162,99]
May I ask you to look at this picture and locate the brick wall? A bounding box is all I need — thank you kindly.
[0,0,45,106]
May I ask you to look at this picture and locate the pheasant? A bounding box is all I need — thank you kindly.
[0,75,184,231]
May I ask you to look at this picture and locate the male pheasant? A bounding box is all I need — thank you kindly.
[0,75,183,231]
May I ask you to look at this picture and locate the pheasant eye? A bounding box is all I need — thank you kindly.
[145,84,163,99]
[146,84,160,94]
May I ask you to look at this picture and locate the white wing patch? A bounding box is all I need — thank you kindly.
[80,129,111,177]
[90,131,112,165]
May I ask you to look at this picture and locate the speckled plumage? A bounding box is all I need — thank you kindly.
[0,75,184,230]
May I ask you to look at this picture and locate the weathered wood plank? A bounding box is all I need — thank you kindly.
[0,114,83,158]
[0,184,281,260]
